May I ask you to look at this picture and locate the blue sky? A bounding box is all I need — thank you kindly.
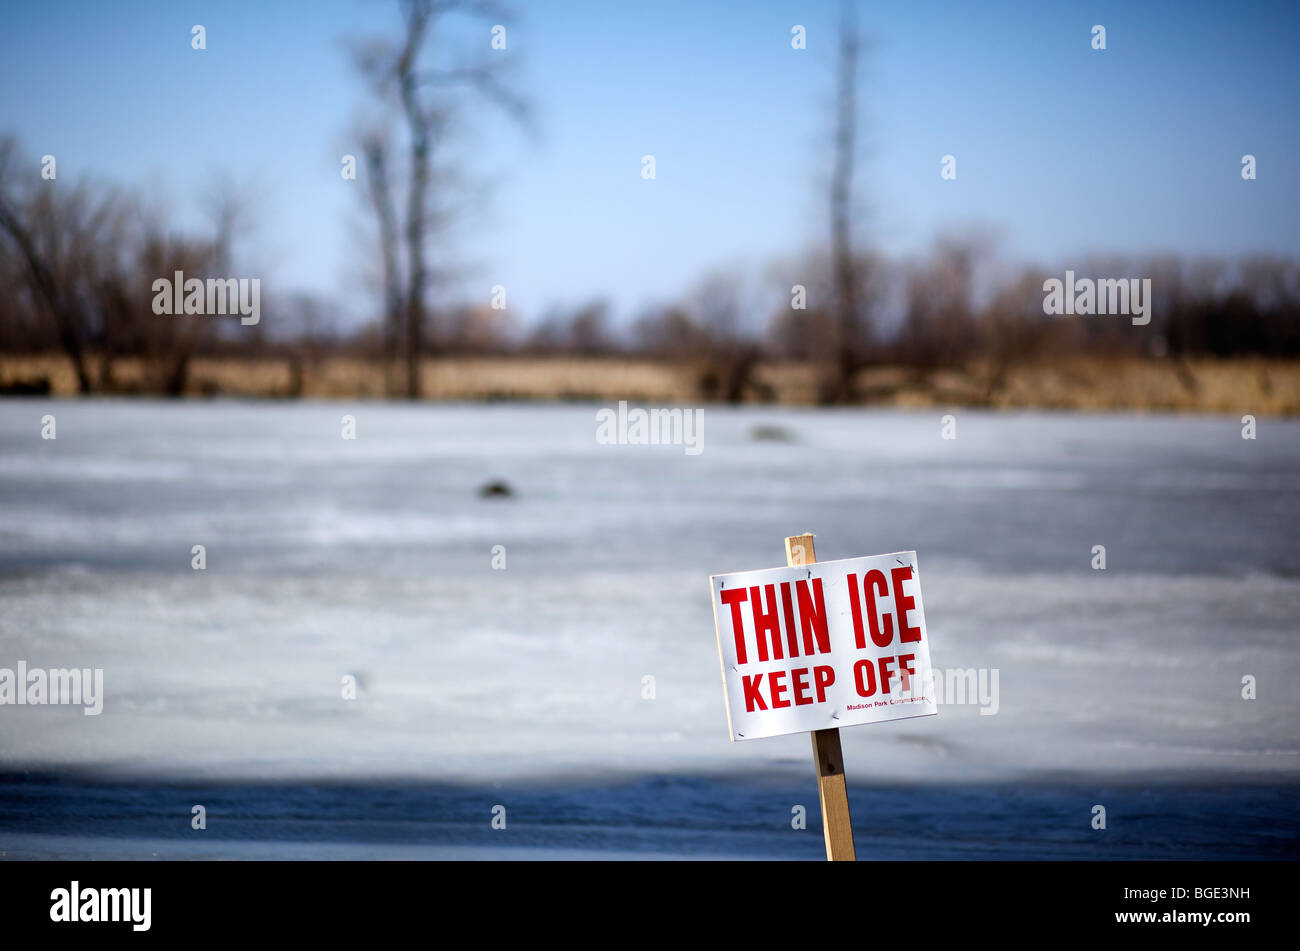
[1,0,1296,328]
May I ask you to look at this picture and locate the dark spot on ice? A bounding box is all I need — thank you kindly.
[478,479,514,499]
[750,424,794,443]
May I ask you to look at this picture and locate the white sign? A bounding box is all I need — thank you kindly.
[710,551,937,741]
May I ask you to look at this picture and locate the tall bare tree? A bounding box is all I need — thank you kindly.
[352,0,529,399]
[825,0,868,403]
[361,130,404,392]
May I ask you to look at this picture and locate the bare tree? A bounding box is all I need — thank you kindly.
[632,305,710,359]
[825,0,869,403]
[125,229,218,395]
[687,271,767,403]
[352,0,530,399]
[0,138,245,396]
[360,129,404,392]
[0,140,112,392]
[897,232,993,366]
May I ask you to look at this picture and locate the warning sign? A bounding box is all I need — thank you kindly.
[710,551,937,741]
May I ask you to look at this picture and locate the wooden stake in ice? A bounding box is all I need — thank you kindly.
[784,532,857,862]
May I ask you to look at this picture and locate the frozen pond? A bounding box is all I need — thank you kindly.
[1,400,1297,858]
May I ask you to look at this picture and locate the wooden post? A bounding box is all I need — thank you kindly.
[785,532,857,861]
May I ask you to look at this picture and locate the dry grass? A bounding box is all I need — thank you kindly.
[1,353,1297,415]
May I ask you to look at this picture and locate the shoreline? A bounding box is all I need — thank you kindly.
[2,353,1298,415]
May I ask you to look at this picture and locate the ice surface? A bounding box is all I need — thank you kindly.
[0,400,1296,857]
